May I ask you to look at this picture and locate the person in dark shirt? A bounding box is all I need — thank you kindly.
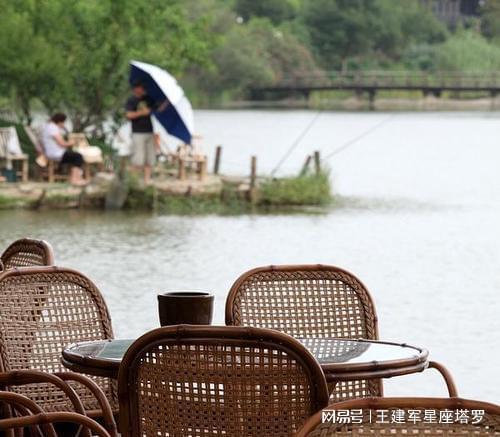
[125,81,159,184]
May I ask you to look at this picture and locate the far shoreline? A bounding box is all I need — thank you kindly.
[216,95,500,112]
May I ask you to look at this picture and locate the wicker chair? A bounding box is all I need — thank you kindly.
[0,238,54,269]
[0,370,117,437]
[0,391,111,437]
[296,397,500,436]
[225,265,381,401]
[0,266,117,416]
[117,325,330,437]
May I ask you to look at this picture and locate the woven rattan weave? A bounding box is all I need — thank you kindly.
[225,265,380,401]
[0,266,116,413]
[296,397,500,436]
[1,238,54,269]
[118,325,329,437]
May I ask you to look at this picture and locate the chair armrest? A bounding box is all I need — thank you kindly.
[0,393,110,437]
[0,391,57,437]
[55,372,117,437]
[0,370,90,437]
[426,361,459,397]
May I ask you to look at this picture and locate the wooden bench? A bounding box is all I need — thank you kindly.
[175,139,207,181]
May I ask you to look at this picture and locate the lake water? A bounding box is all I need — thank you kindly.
[1,110,499,402]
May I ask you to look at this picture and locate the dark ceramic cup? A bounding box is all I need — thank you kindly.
[158,291,214,326]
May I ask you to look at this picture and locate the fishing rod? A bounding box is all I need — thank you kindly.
[323,114,395,160]
[270,111,322,177]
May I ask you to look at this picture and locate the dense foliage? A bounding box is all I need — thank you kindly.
[1,0,500,128]
[0,0,212,131]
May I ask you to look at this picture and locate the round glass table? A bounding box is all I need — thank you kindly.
[62,337,429,382]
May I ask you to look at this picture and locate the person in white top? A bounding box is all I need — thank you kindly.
[41,113,86,186]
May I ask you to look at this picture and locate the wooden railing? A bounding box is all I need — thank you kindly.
[255,71,500,91]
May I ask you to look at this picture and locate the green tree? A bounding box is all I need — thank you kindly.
[302,0,446,70]
[373,0,447,59]
[0,2,63,123]
[303,0,379,70]
[234,0,296,25]
[195,18,322,100]
[0,0,213,133]
[481,0,500,43]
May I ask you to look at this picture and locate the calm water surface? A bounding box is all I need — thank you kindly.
[1,111,499,401]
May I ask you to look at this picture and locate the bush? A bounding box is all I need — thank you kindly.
[432,30,500,72]
[259,171,332,206]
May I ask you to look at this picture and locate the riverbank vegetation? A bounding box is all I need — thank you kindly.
[0,170,332,214]
[127,169,332,214]
[2,0,500,134]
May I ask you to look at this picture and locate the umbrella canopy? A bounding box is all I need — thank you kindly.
[129,61,194,144]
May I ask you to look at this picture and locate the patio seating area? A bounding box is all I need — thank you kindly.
[0,238,498,436]
[0,124,208,186]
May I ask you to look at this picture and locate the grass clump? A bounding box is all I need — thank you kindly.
[0,194,21,209]
[259,171,332,206]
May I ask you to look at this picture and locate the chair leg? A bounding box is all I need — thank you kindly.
[48,162,55,183]
[198,157,207,181]
[427,361,459,397]
[21,158,28,182]
[178,158,186,180]
[84,163,90,180]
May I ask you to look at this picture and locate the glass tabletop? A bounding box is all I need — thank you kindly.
[63,337,424,371]
[298,338,422,366]
[65,339,133,362]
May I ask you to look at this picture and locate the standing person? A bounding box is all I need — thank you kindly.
[125,81,160,184]
[41,113,86,186]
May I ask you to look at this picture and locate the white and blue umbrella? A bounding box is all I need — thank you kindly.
[129,60,194,144]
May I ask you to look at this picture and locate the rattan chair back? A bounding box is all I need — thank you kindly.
[226,264,380,401]
[1,238,55,269]
[0,266,115,412]
[118,325,329,437]
[296,397,500,436]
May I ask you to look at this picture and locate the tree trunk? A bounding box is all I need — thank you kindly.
[18,94,33,126]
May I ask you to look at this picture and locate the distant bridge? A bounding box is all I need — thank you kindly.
[250,71,500,107]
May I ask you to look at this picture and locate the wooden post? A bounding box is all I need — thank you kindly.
[313,150,321,175]
[368,89,376,111]
[249,156,257,203]
[213,145,222,175]
[250,156,257,189]
[300,155,311,176]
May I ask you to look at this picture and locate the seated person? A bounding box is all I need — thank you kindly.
[41,113,86,186]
